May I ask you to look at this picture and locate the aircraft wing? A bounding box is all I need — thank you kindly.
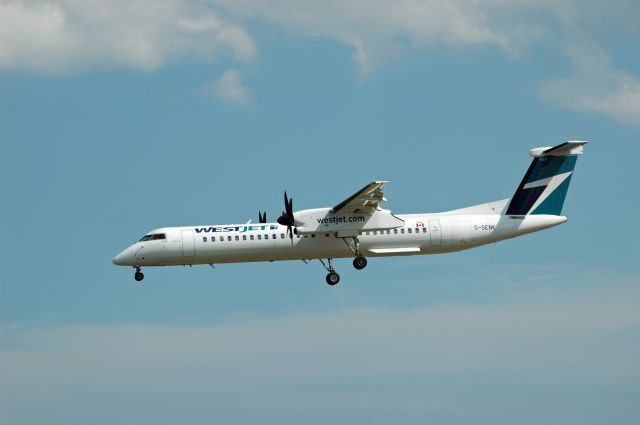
[331,181,388,214]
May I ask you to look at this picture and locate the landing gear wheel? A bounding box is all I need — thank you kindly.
[134,272,144,282]
[326,272,340,286]
[353,256,368,270]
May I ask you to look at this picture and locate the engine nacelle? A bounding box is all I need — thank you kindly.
[293,208,404,235]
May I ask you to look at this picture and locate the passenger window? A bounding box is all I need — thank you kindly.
[358,231,362,235]
[325,234,329,237]
[393,229,398,234]
[265,234,269,239]
[280,233,285,239]
[258,235,262,240]
[203,237,207,242]
[373,231,377,235]
[235,235,239,241]
[212,236,216,242]
[227,236,232,241]
[272,234,276,239]
[423,228,427,233]
[243,235,247,240]
[401,229,405,234]
[250,235,254,240]
[408,228,412,233]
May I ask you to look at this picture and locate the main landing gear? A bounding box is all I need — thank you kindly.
[353,255,368,270]
[319,259,340,285]
[318,237,369,286]
[343,236,368,270]
[134,267,144,282]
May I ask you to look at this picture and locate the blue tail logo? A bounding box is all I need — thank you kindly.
[506,141,586,216]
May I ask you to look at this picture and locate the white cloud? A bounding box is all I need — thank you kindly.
[2,277,639,424]
[211,0,509,81]
[0,0,257,73]
[209,68,253,106]
[206,0,639,65]
[538,42,640,125]
[2,1,639,123]
[208,0,640,124]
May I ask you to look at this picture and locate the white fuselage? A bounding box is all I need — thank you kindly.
[112,212,567,267]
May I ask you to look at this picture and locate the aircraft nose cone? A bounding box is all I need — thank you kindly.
[112,251,125,265]
[113,247,134,266]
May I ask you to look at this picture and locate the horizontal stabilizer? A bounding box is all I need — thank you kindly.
[529,141,588,157]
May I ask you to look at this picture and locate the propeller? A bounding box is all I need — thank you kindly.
[258,211,267,224]
[277,191,295,239]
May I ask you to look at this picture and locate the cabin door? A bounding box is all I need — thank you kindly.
[181,230,195,257]
[429,219,442,246]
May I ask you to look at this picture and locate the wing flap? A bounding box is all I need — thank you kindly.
[332,181,388,214]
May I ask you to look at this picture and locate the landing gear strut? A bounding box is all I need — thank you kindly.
[342,236,368,270]
[134,267,144,282]
[319,258,340,285]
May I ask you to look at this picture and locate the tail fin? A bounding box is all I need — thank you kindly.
[506,141,587,216]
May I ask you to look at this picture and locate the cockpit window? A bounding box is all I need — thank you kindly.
[139,233,166,241]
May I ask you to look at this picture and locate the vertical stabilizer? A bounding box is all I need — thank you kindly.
[506,141,587,216]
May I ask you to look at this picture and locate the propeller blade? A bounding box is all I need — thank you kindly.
[258,211,267,223]
[277,210,287,226]
[287,197,293,218]
[278,190,296,234]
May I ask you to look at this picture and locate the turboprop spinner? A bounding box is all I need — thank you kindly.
[277,191,295,239]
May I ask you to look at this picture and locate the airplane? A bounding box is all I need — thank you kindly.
[113,141,587,285]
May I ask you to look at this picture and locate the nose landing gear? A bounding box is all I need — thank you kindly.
[326,271,340,285]
[319,258,340,285]
[134,267,144,282]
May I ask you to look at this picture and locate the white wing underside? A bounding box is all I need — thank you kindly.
[332,181,388,215]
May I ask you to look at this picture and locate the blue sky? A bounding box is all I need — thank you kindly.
[1,1,639,424]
